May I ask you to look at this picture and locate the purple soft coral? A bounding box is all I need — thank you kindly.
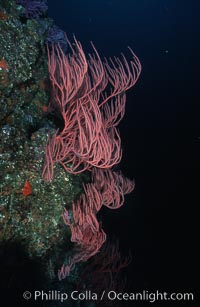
[46,25,68,53]
[16,0,48,19]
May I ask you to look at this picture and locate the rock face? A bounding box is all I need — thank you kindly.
[0,1,84,294]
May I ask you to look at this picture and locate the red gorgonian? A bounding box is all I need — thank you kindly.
[42,36,141,280]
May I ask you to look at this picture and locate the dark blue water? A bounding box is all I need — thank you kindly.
[48,0,199,294]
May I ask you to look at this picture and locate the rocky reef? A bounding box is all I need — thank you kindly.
[0,1,85,299]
